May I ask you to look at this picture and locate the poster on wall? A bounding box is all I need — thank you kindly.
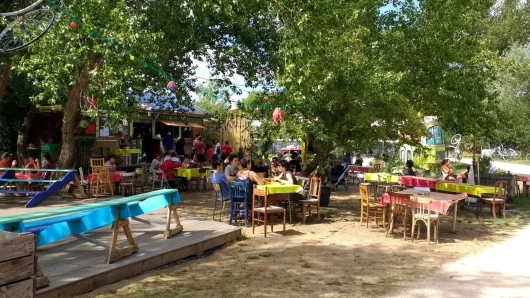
[426,126,444,146]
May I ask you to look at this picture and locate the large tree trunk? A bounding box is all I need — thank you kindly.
[0,60,12,112]
[16,106,37,166]
[57,53,102,169]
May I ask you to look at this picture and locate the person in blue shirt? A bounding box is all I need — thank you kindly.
[164,132,174,152]
[211,159,231,199]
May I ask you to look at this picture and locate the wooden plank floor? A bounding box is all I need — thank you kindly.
[35,211,240,298]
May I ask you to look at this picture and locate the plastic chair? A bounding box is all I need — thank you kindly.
[229,182,249,227]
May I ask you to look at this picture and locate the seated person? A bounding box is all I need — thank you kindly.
[0,152,17,169]
[105,155,117,171]
[441,159,456,181]
[224,154,239,181]
[237,158,264,185]
[354,154,363,166]
[269,157,280,177]
[274,160,297,185]
[252,158,269,177]
[159,156,181,181]
[25,155,41,169]
[163,152,172,162]
[458,165,471,183]
[170,152,181,163]
[181,154,196,168]
[405,160,421,176]
[211,160,231,199]
[289,152,302,173]
[150,153,161,171]
[41,153,56,180]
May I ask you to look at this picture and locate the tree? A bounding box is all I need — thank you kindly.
[11,0,279,167]
[489,45,530,147]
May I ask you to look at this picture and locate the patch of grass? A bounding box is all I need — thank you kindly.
[236,233,249,242]
[301,262,312,268]
[247,255,259,260]
[326,280,344,286]
[259,252,273,258]
[513,198,530,211]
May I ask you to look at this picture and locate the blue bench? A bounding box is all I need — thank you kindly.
[0,189,183,264]
[0,168,80,207]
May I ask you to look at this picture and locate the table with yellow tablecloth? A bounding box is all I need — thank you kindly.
[255,182,303,222]
[363,173,400,183]
[435,183,496,198]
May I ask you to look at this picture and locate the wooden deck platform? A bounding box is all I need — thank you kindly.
[35,211,240,298]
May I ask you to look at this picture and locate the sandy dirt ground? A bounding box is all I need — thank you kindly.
[1,186,529,298]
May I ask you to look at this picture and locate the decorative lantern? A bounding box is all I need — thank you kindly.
[273,107,284,124]
[167,81,177,92]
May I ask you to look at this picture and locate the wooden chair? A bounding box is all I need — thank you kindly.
[212,183,230,221]
[119,172,135,197]
[252,186,286,238]
[386,192,411,239]
[90,167,113,199]
[89,158,105,171]
[410,195,439,244]
[189,168,208,191]
[478,180,507,218]
[359,184,386,228]
[134,168,145,193]
[297,177,322,224]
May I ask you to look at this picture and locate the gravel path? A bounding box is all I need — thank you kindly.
[386,224,530,298]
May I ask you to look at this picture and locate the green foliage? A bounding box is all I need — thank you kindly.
[488,45,530,148]
[75,136,97,150]
[479,155,493,175]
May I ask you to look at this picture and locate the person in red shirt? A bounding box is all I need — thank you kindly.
[159,159,181,181]
[222,141,232,156]
[0,152,17,169]
[195,137,206,163]
[206,145,214,161]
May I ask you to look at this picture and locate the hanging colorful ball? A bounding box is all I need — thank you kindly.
[130,55,135,61]
[70,22,77,28]
[167,81,177,92]
[273,108,284,124]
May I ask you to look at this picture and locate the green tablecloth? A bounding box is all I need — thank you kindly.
[363,173,400,183]
[435,183,496,198]
[256,183,303,195]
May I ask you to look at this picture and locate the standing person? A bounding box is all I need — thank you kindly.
[164,132,174,153]
[195,137,206,163]
[222,141,233,156]
[238,148,245,161]
[175,136,185,157]
[192,134,200,152]
[155,133,165,155]
[214,139,222,160]
[207,145,214,161]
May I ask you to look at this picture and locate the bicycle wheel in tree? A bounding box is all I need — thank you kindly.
[526,153,530,161]
[0,8,55,53]
[0,0,44,17]
[451,134,462,145]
